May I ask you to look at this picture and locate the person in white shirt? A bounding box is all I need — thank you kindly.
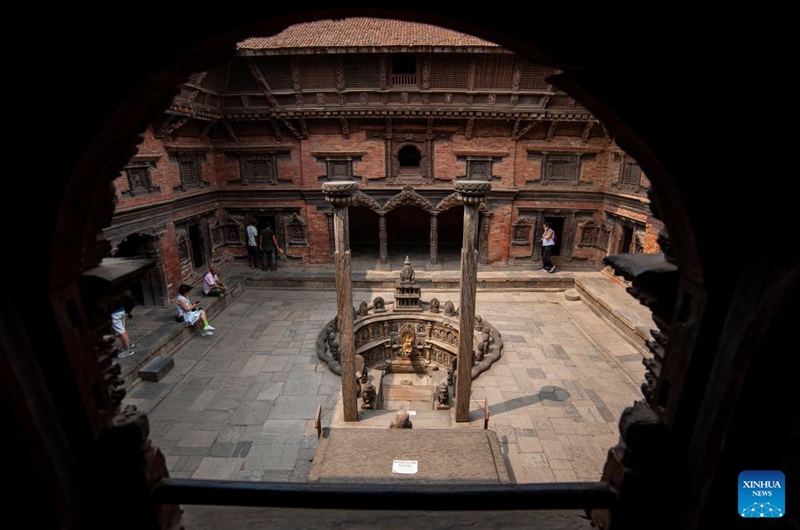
[175,284,215,336]
[541,221,556,273]
[245,220,260,269]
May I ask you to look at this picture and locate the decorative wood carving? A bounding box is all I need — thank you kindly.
[383,186,433,213]
[465,118,475,140]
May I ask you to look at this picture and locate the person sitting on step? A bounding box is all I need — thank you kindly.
[175,284,215,336]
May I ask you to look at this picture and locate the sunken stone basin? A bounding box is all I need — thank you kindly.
[316,258,504,399]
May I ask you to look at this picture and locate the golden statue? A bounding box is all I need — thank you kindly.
[401,332,414,356]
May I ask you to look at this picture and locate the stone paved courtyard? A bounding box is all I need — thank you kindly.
[124,283,648,484]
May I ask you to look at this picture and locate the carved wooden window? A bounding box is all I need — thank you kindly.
[580,224,599,246]
[174,154,204,190]
[175,227,190,264]
[619,157,642,186]
[430,54,469,89]
[466,158,493,181]
[287,213,308,246]
[511,217,533,245]
[297,57,337,90]
[226,59,261,92]
[518,62,557,90]
[122,161,160,197]
[343,55,381,88]
[240,154,277,184]
[474,54,515,89]
[391,54,417,87]
[253,56,293,91]
[326,159,354,180]
[545,156,579,182]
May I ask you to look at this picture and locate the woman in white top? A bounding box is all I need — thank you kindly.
[176,284,215,336]
[541,221,556,273]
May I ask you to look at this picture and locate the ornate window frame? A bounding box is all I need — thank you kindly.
[614,154,646,193]
[511,217,534,245]
[216,145,294,186]
[122,154,161,197]
[311,151,365,181]
[165,147,210,191]
[454,150,508,182]
[525,147,598,186]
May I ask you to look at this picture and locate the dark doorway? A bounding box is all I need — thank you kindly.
[544,216,565,257]
[188,223,205,269]
[256,215,281,248]
[115,234,165,306]
[619,224,634,254]
[386,205,430,263]
[437,206,464,265]
[348,207,380,262]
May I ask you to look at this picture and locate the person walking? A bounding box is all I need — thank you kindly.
[541,221,556,273]
[245,220,260,269]
[203,264,227,298]
[175,284,215,336]
[258,223,283,271]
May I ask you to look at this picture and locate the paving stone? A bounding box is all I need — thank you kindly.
[192,457,245,480]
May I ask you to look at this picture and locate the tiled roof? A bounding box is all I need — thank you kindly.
[238,17,498,50]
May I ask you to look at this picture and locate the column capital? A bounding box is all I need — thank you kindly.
[322,181,360,206]
[454,180,492,205]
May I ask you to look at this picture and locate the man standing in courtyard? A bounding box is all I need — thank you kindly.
[245,220,260,269]
[259,223,283,271]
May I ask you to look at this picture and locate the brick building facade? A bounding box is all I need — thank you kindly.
[105,17,658,305]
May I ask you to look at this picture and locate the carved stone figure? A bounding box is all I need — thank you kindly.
[429,298,440,313]
[389,410,413,429]
[374,296,385,312]
[447,356,457,386]
[401,332,414,356]
[436,381,450,409]
[358,301,369,316]
[329,333,340,362]
[361,381,376,409]
[475,315,483,331]
[444,300,455,316]
[360,364,369,384]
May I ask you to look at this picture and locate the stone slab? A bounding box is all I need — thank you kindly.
[308,428,510,484]
[138,355,175,382]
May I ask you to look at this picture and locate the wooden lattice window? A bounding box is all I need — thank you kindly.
[466,158,493,181]
[240,155,277,184]
[544,155,579,183]
[175,154,204,190]
[253,57,293,91]
[430,55,469,89]
[226,59,261,92]
[518,62,557,90]
[326,159,354,180]
[620,157,643,186]
[297,57,338,90]
[343,55,381,88]
[474,54,515,90]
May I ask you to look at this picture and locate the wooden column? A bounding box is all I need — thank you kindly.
[454,181,491,422]
[322,181,359,422]
[378,213,389,269]
[428,211,440,269]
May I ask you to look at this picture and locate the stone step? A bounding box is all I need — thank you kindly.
[382,385,433,401]
[137,355,175,382]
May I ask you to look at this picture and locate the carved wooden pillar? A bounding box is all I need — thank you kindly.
[322,181,359,422]
[325,211,335,263]
[478,210,491,266]
[454,181,491,422]
[428,211,441,270]
[378,212,390,270]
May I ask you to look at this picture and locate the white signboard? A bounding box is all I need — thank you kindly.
[392,460,419,474]
[407,410,417,416]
